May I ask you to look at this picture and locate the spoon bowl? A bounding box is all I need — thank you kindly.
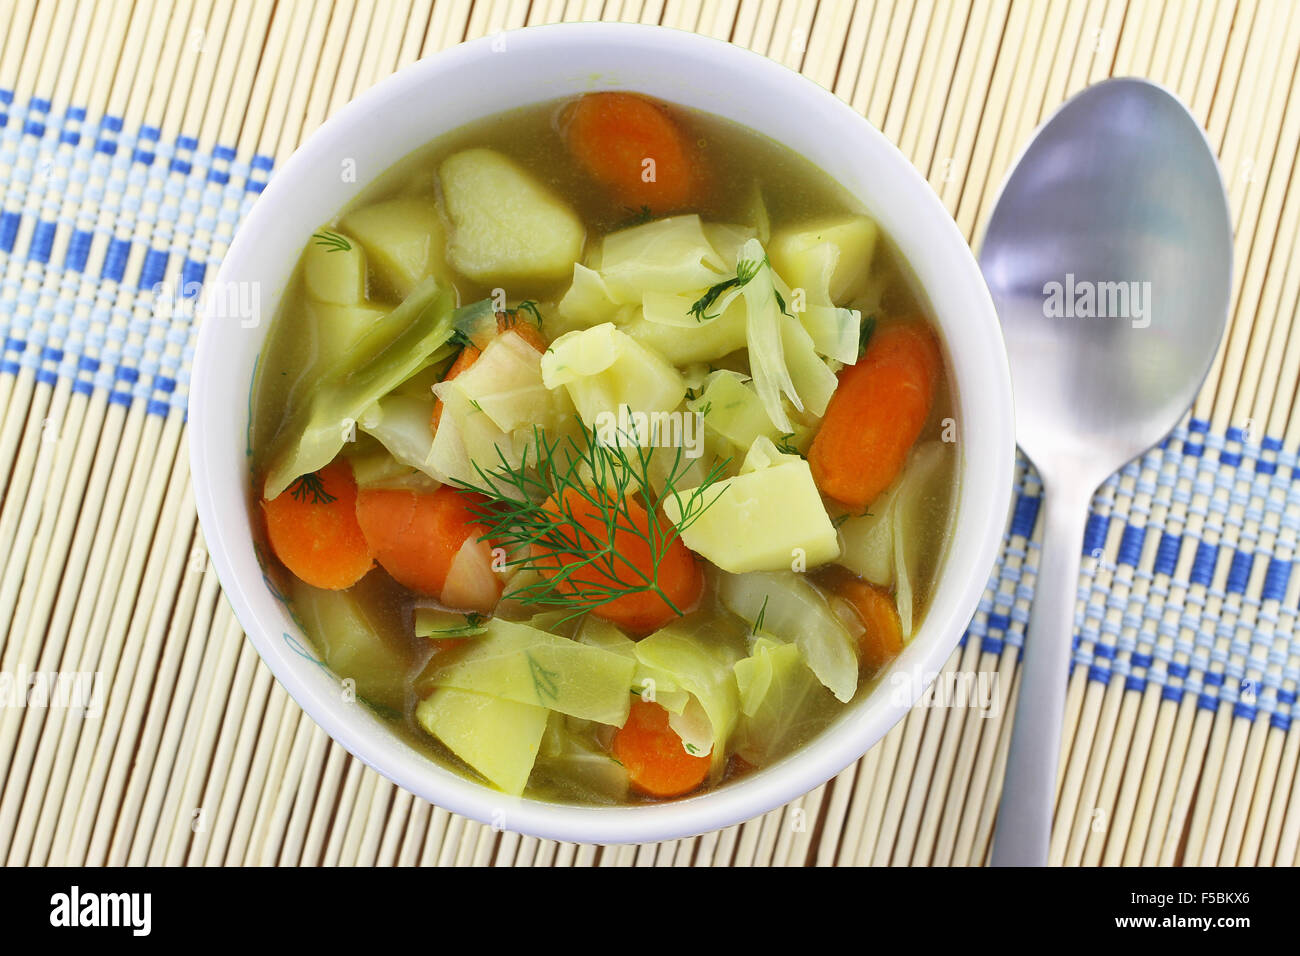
[983,78,1232,865]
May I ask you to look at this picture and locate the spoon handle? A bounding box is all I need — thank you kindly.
[991,485,1090,866]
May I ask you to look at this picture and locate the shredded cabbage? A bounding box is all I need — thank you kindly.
[732,636,826,765]
[263,278,455,499]
[838,441,953,637]
[719,570,861,702]
[418,617,636,726]
[633,616,746,775]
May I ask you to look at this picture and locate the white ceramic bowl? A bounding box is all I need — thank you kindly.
[190,22,1015,846]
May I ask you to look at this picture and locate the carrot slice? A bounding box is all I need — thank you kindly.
[822,566,904,676]
[612,698,711,797]
[563,92,701,215]
[355,486,499,609]
[808,322,942,510]
[431,320,545,431]
[263,460,374,590]
[536,486,704,635]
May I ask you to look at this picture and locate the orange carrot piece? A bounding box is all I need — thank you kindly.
[822,566,904,675]
[808,322,942,510]
[431,321,545,431]
[612,698,711,797]
[563,92,701,215]
[263,461,374,590]
[536,486,704,635]
[355,486,498,605]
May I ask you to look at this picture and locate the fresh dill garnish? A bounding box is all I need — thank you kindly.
[858,314,877,357]
[688,256,764,322]
[311,230,352,253]
[698,401,712,417]
[451,422,731,623]
[501,300,543,328]
[684,742,702,755]
[618,205,655,228]
[752,594,769,635]
[424,611,489,637]
[288,472,336,505]
[526,651,560,702]
[684,387,697,401]
[831,513,851,529]
[469,399,484,412]
[775,432,798,454]
[448,327,475,350]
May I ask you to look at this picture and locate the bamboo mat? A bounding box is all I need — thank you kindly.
[0,0,1297,868]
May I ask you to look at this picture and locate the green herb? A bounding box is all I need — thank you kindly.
[618,205,655,228]
[469,399,484,412]
[425,611,489,638]
[752,594,769,635]
[858,314,877,358]
[684,742,702,756]
[452,422,731,622]
[775,432,798,455]
[311,230,352,253]
[288,472,336,505]
[501,299,542,329]
[698,400,713,417]
[526,651,560,703]
[688,256,764,322]
[831,513,851,530]
[448,327,475,350]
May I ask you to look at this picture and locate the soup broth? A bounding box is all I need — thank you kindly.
[251,93,957,805]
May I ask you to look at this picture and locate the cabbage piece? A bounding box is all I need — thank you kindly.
[556,262,621,329]
[540,323,685,435]
[624,298,749,365]
[801,304,862,364]
[428,332,575,487]
[735,238,838,431]
[576,617,691,717]
[732,636,826,765]
[768,214,879,305]
[264,279,456,499]
[663,436,839,574]
[290,579,422,711]
[719,570,860,702]
[417,618,636,726]
[633,617,745,775]
[596,215,728,303]
[453,329,568,434]
[534,713,630,802]
[838,440,953,637]
[358,393,439,478]
[415,688,548,796]
[703,222,758,271]
[414,607,490,638]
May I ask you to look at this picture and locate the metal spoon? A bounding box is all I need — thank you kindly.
[982,78,1232,866]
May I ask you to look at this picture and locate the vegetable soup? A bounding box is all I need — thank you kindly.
[250,93,958,805]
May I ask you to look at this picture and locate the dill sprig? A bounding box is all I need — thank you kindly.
[618,205,655,228]
[688,256,764,322]
[311,230,352,253]
[451,422,731,623]
[857,314,877,358]
[500,299,542,329]
[288,472,336,504]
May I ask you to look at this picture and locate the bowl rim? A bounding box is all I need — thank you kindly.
[190,20,1016,846]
